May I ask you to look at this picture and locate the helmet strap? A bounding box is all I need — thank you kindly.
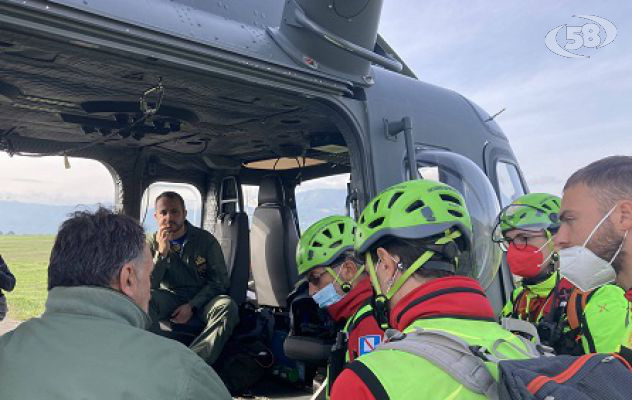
[366,229,463,301]
[326,264,365,294]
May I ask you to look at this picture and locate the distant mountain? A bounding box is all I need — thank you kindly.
[0,201,110,234]
[0,188,348,235]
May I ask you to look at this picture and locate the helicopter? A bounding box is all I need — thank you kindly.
[0,0,529,397]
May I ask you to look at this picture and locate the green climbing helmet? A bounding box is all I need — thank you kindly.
[493,193,561,243]
[354,179,473,256]
[296,215,357,276]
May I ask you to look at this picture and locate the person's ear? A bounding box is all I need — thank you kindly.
[117,262,138,298]
[339,260,357,281]
[376,247,398,275]
[616,200,632,232]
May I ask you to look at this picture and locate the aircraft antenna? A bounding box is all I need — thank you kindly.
[485,108,506,122]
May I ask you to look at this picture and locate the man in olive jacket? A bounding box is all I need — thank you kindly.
[149,191,239,365]
[0,208,231,400]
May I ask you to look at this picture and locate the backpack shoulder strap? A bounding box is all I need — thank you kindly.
[377,328,499,399]
[567,288,593,330]
[501,317,541,344]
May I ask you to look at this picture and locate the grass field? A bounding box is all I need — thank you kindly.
[0,235,54,320]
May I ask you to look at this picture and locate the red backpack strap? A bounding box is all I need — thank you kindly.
[526,354,595,394]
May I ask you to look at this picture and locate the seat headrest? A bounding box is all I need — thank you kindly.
[258,175,285,205]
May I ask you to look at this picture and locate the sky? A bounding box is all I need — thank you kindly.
[1,1,631,205]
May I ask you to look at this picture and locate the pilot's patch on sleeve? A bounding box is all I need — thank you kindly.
[358,335,382,356]
[195,256,206,266]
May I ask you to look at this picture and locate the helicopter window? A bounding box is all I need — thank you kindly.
[418,166,440,181]
[0,154,115,234]
[295,173,351,231]
[496,161,526,207]
[415,150,502,293]
[242,184,259,226]
[140,182,202,232]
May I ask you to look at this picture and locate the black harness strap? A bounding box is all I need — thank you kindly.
[578,290,598,353]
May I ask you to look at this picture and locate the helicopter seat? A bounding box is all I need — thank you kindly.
[213,176,250,306]
[250,175,299,308]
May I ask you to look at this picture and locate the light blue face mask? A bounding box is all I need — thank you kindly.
[312,282,344,308]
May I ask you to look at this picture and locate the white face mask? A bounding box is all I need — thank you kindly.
[559,205,628,292]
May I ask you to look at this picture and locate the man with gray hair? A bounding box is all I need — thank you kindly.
[0,208,230,400]
[555,155,632,351]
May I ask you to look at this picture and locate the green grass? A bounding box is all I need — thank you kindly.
[0,235,54,321]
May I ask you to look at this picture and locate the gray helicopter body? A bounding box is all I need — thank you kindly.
[0,0,527,395]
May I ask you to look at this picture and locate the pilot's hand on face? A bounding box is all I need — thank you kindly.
[157,224,172,256]
[170,303,194,324]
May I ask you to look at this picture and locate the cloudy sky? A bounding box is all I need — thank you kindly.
[1,1,630,205]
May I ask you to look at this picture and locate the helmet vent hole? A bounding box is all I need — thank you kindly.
[352,227,356,235]
[439,194,461,205]
[330,240,342,248]
[338,223,345,234]
[388,192,403,208]
[405,200,425,213]
[313,241,323,248]
[322,229,332,239]
[368,217,385,229]
[541,204,551,211]
[373,199,380,213]
[447,209,463,218]
[308,250,314,260]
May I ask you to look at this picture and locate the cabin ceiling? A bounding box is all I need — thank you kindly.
[0,30,351,176]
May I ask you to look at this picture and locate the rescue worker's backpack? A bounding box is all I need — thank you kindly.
[497,347,632,400]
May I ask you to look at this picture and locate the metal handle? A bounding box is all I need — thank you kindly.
[294,8,403,73]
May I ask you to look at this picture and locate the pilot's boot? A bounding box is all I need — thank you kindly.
[189,295,239,365]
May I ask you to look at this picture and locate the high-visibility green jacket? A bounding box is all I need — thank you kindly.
[150,221,229,309]
[573,284,632,354]
[502,272,559,323]
[503,273,631,354]
[0,286,231,399]
[331,276,530,400]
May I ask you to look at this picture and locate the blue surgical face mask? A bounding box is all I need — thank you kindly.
[312,282,344,308]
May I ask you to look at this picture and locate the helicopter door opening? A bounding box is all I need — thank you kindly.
[414,149,505,314]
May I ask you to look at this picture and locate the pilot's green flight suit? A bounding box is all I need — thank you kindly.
[149,221,239,365]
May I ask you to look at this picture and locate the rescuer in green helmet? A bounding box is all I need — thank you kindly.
[331,179,531,400]
[296,216,383,397]
[494,193,632,355]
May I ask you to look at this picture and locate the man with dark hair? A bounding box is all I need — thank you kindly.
[331,180,531,399]
[149,191,238,366]
[0,208,230,400]
[555,155,632,351]
[0,254,16,321]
